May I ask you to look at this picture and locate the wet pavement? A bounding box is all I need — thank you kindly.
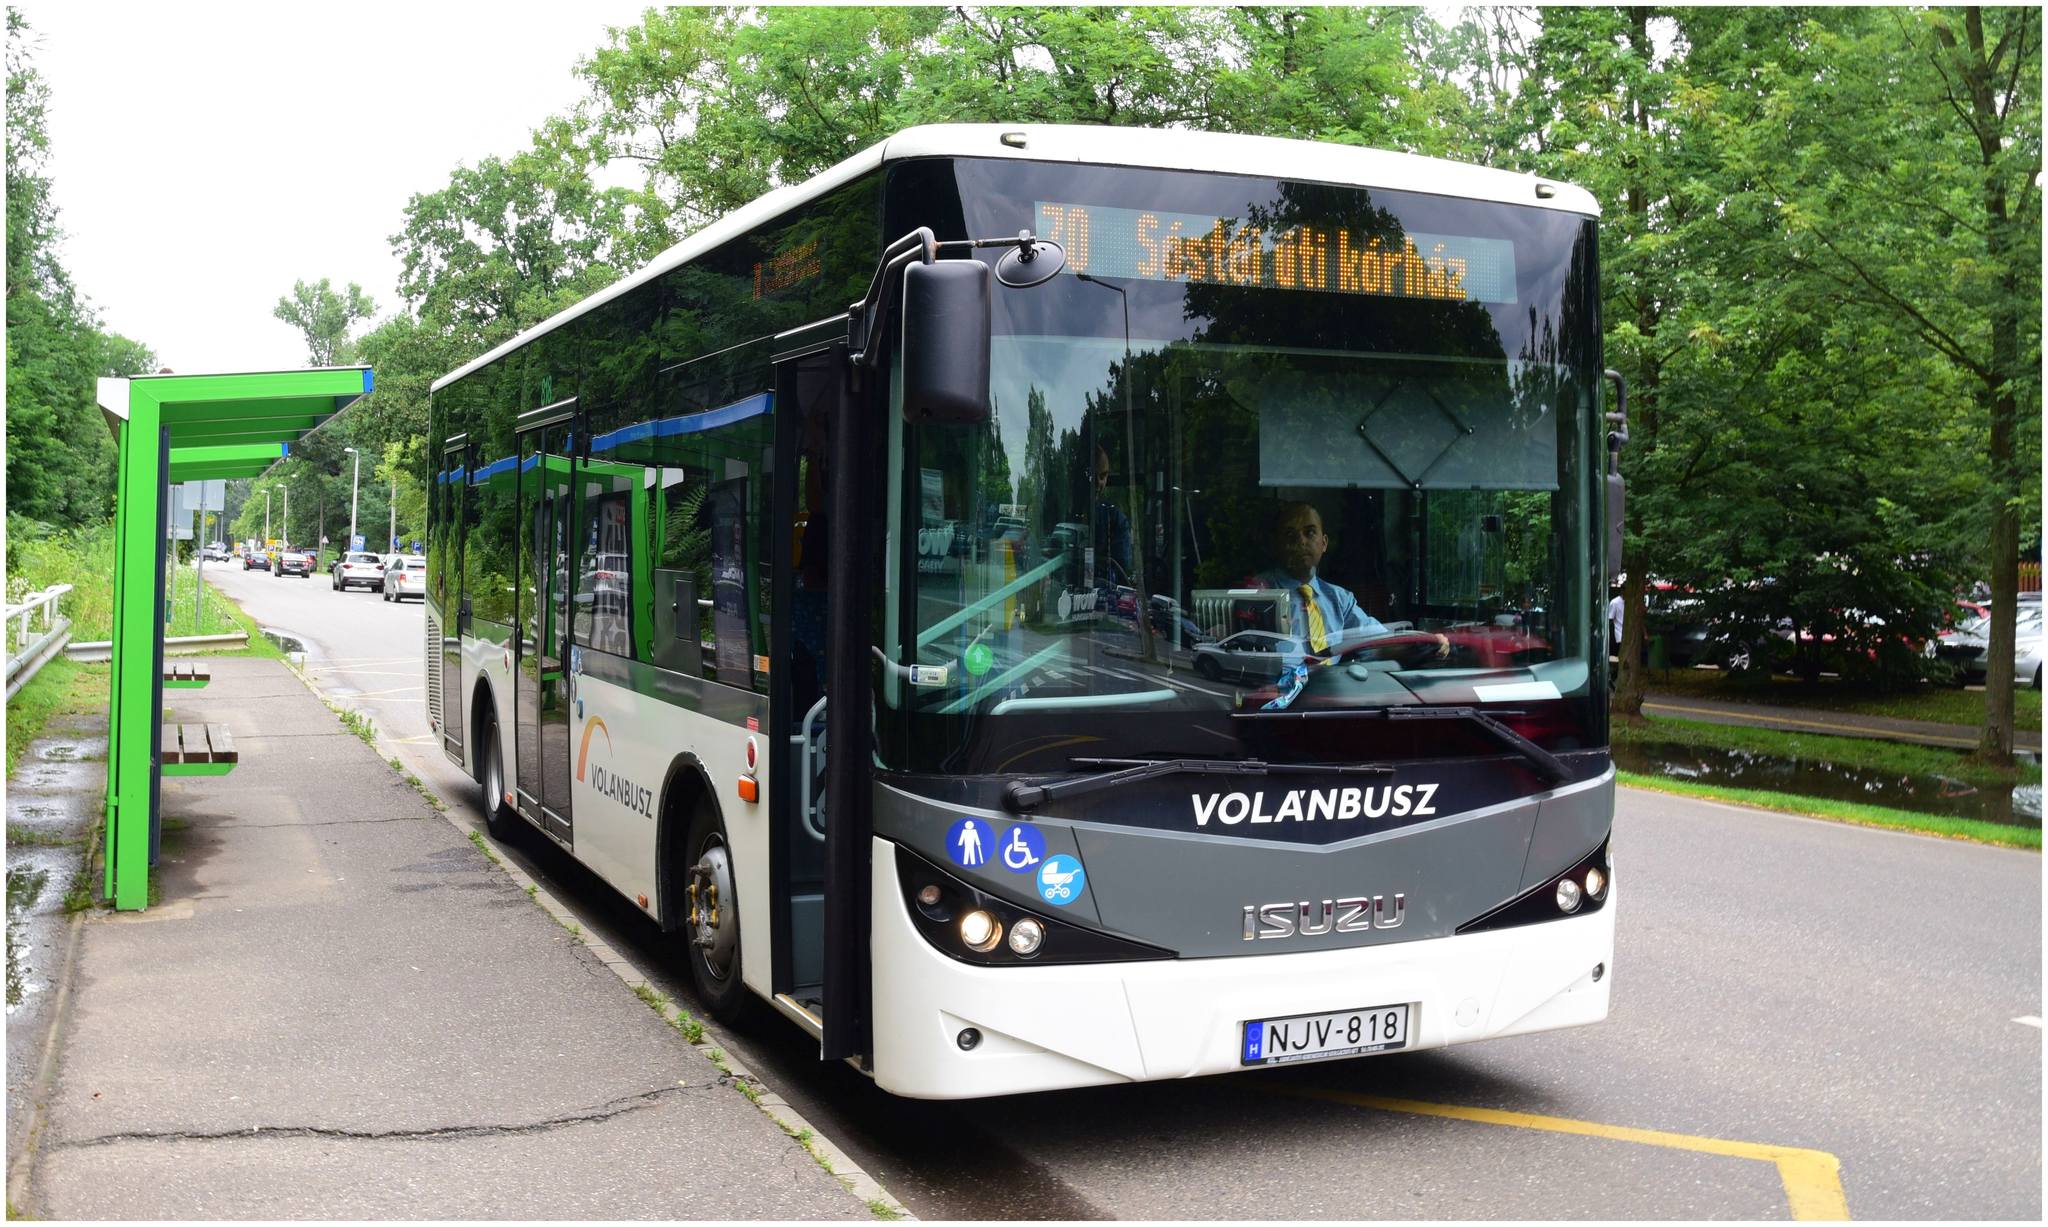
[17,657,870,1220]
[5,712,107,1176]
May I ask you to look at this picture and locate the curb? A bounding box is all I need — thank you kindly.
[291,658,914,1221]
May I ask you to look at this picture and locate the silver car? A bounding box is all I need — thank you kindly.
[382,555,426,602]
[1192,630,1308,683]
[332,551,387,592]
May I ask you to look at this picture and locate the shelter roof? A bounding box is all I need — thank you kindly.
[97,367,374,481]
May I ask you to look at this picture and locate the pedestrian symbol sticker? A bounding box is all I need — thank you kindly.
[1036,854,1087,906]
[1000,824,1046,874]
[947,817,994,869]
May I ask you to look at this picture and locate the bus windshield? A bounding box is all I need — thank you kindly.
[879,159,1603,775]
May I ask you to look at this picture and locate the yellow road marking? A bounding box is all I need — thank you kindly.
[1275,1087,1850,1220]
[1643,700,1976,749]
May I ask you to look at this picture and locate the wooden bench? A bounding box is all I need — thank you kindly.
[160,722,237,775]
[162,663,211,688]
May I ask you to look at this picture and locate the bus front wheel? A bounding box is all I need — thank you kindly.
[478,714,518,842]
[682,801,759,1028]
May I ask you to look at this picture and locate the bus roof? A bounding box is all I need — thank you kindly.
[432,124,1599,393]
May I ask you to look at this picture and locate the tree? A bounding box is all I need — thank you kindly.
[273,278,376,367]
[1710,6,2040,757]
[5,11,155,528]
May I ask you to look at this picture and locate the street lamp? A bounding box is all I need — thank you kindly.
[282,484,290,548]
[344,446,361,549]
[262,487,272,541]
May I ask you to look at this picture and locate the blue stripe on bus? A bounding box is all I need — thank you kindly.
[590,392,773,455]
[471,455,518,483]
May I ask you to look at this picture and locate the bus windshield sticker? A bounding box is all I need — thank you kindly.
[1035,201,1519,303]
[947,817,994,869]
[1036,854,1087,907]
[999,824,1047,874]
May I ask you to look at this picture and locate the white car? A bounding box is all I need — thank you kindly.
[1192,630,1308,683]
[2015,607,2044,690]
[333,551,387,591]
[382,555,426,602]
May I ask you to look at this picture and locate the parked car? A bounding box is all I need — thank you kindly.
[2015,608,2044,690]
[382,555,426,602]
[1192,630,1308,683]
[274,548,315,578]
[332,551,387,592]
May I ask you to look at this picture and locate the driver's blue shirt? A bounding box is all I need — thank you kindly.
[1256,568,1386,649]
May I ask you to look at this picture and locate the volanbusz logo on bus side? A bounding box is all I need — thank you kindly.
[1192,784,1438,829]
[576,716,655,820]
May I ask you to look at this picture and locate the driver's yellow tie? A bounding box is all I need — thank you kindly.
[1298,584,1328,652]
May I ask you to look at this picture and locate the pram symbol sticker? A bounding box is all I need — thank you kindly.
[1036,854,1087,906]
[1000,824,1046,873]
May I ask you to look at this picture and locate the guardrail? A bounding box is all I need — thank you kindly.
[5,583,74,701]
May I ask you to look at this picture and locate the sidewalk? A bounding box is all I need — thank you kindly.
[19,658,870,1219]
[1642,690,2043,753]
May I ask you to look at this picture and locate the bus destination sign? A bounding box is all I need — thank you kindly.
[1034,202,1517,303]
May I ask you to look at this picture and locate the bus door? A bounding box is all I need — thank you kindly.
[768,340,855,1040]
[515,405,578,843]
[439,437,468,761]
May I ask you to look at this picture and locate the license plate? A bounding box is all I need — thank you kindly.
[1242,1004,1409,1066]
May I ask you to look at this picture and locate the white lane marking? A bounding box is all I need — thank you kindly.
[2013,1016,2042,1029]
[350,686,425,698]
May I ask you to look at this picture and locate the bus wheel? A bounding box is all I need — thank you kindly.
[683,802,758,1027]
[478,715,517,842]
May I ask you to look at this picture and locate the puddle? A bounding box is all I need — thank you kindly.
[1615,740,2042,827]
[5,865,51,1008]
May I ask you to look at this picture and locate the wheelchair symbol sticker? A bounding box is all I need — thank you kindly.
[999,824,1046,873]
[947,817,994,869]
[1036,854,1086,907]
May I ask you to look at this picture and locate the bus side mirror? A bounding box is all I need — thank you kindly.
[1603,368,1628,587]
[1605,470,1625,581]
[901,260,991,425]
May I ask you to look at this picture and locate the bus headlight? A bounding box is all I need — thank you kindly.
[1008,917,1045,957]
[1555,878,1583,913]
[1584,866,1607,900]
[960,910,1002,952]
[895,845,1173,966]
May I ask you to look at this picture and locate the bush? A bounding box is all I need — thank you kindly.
[6,516,117,641]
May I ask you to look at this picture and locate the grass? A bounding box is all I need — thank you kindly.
[388,756,445,812]
[1619,771,2041,849]
[5,825,80,848]
[1616,713,2042,788]
[1647,667,2043,732]
[5,657,108,778]
[466,829,501,864]
[334,705,375,745]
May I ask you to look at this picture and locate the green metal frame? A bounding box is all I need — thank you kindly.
[98,367,371,911]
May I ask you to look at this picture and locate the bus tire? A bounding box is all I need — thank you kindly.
[681,799,761,1028]
[477,712,518,842]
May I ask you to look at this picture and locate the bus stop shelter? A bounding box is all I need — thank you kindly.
[96,367,373,910]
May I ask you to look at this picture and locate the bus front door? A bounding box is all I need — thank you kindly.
[515,414,577,843]
[770,339,869,1062]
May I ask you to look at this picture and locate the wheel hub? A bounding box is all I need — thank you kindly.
[687,841,737,980]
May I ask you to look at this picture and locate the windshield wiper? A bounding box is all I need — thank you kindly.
[1379,706,1572,784]
[1005,756,1393,813]
[1233,704,1573,784]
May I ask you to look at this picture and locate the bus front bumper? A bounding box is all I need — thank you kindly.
[869,838,1614,1100]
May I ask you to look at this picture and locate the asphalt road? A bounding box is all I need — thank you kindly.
[205,559,2044,1220]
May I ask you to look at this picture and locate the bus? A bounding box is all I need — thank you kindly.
[423,124,1622,1099]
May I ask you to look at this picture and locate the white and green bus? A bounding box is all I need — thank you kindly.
[424,124,1622,1099]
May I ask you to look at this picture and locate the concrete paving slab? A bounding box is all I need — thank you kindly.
[29,657,867,1220]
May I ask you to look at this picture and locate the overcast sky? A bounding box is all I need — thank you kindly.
[18,1,650,373]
